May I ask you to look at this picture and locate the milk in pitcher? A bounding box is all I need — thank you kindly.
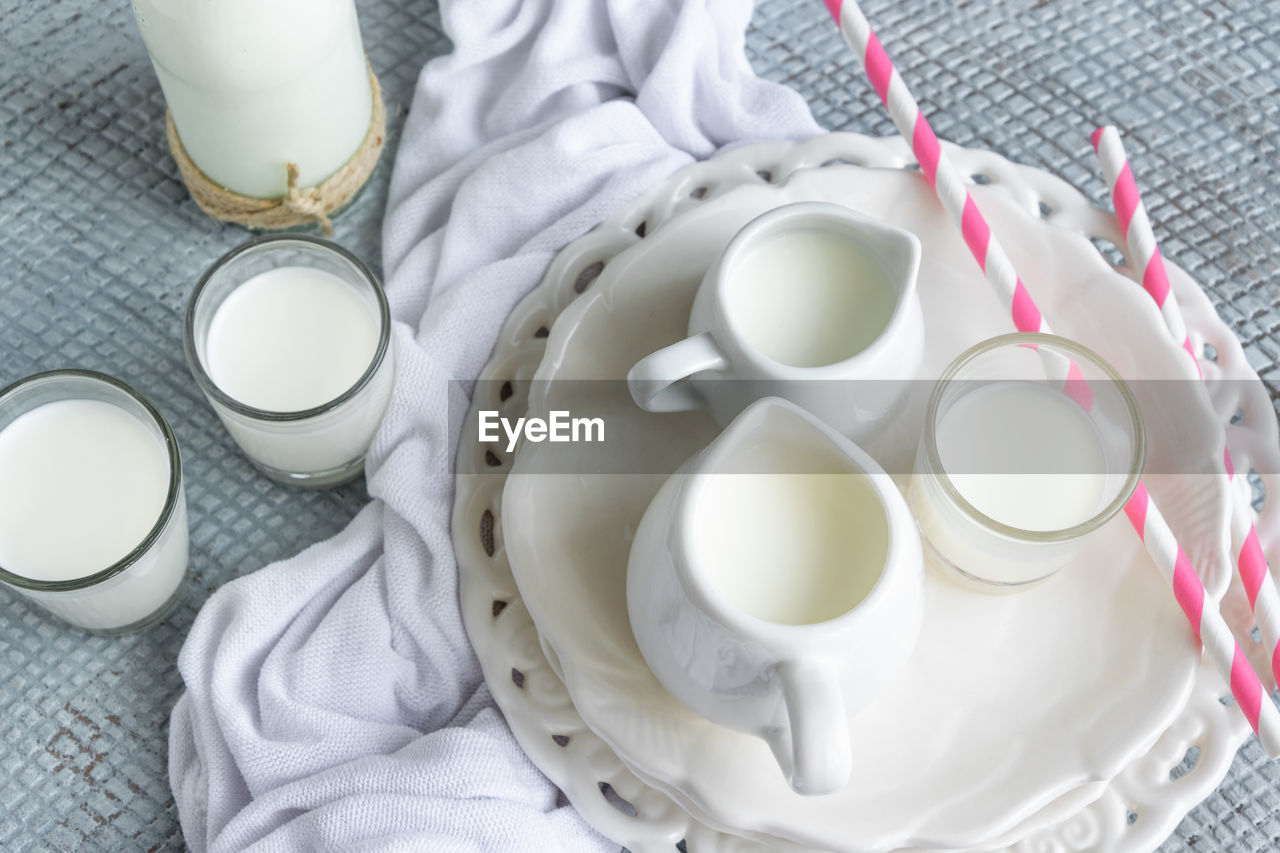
[729,229,898,368]
[694,462,889,626]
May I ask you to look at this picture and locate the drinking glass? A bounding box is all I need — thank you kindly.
[184,235,393,488]
[909,333,1145,589]
[0,370,189,633]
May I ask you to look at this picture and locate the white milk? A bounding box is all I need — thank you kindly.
[206,266,381,412]
[0,400,188,630]
[729,229,897,367]
[911,381,1108,586]
[200,265,393,480]
[132,0,372,199]
[937,382,1106,531]
[692,465,888,626]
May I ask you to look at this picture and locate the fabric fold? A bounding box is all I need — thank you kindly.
[170,0,820,848]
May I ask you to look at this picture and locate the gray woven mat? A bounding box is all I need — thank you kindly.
[0,0,1276,850]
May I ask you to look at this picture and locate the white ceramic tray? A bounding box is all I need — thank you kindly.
[507,154,1226,848]
[453,134,1280,852]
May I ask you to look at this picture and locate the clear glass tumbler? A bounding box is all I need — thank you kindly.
[0,370,190,634]
[184,235,394,488]
[908,333,1145,590]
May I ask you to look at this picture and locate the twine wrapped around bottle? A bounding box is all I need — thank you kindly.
[165,65,386,236]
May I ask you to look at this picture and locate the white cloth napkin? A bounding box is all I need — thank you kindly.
[168,0,820,849]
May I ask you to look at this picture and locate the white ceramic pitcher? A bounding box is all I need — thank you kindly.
[627,202,923,442]
[627,397,924,795]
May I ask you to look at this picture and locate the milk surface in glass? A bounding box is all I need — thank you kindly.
[911,380,1110,586]
[937,381,1106,532]
[205,266,381,413]
[0,398,188,630]
[198,262,392,479]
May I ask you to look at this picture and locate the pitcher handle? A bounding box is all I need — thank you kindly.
[627,331,728,412]
[778,659,852,796]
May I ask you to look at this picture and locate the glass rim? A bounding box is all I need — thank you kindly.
[921,332,1147,543]
[183,234,392,422]
[0,369,184,592]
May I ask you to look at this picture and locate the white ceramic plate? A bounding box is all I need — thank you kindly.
[454,134,1276,852]
[500,149,1230,850]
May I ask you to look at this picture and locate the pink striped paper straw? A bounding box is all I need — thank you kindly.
[1091,127,1196,364]
[1093,125,1280,691]
[825,0,1280,753]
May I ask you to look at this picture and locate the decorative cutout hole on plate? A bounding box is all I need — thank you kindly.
[1204,342,1219,362]
[1170,745,1201,781]
[689,186,709,200]
[1249,470,1266,510]
[499,381,514,402]
[534,326,550,338]
[492,600,508,618]
[574,261,606,294]
[485,450,502,468]
[552,734,570,747]
[480,509,495,558]
[1038,200,1053,220]
[971,173,992,185]
[756,169,774,183]
[1126,810,1140,826]
[635,221,648,239]
[1090,236,1127,267]
[598,782,638,817]
[511,668,526,688]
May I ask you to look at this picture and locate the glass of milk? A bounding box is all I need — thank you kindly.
[909,333,1145,589]
[184,235,394,488]
[0,371,190,633]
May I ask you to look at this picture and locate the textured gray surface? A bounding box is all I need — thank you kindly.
[0,0,1277,850]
